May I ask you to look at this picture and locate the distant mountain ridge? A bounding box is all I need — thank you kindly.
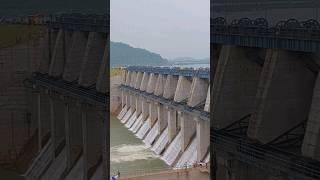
[111,42,169,67]
[170,57,209,65]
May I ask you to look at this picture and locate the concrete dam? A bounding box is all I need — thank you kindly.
[211,14,320,180]
[117,67,210,169]
[0,14,109,180]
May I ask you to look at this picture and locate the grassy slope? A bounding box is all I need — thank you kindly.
[111,68,121,77]
[0,24,43,48]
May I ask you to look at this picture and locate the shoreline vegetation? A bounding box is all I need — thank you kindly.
[0,24,42,48]
[111,68,121,77]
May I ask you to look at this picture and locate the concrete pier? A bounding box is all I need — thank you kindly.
[96,45,109,93]
[23,19,109,180]
[196,117,209,162]
[174,76,192,102]
[180,112,196,151]
[78,32,106,87]
[167,107,178,143]
[248,50,315,143]
[188,78,209,107]
[212,46,262,129]
[163,75,178,99]
[118,67,210,168]
[154,74,166,96]
[140,72,149,91]
[49,30,72,77]
[62,32,88,82]
[146,73,157,93]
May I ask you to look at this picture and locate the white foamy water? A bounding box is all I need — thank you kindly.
[129,114,143,132]
[111,144,157,163]
[175,137,197,168]
[143,122,159,148]
[117,106,127,120]
[151,127,168,155]
[121,108,132,123]
[125,111,137,128]
[136,119,151,139]
[161,131,182,166]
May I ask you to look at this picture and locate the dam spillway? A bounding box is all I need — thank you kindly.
[117,66,210,168]
[0,13,109,180]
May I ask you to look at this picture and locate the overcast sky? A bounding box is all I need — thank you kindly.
[111,0,209,60]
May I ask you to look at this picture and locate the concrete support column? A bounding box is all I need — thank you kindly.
[204,86,210,112]
[180,111,196,151]
[49,97,55,158]
[302,73,320,160]
[49,30,72,77]
[134,72,143,89]
[148,101,158,126]
[38,91,51,150]
[248,49,315,143]
[121,91,125,108]
[66,104,83,171]
[96,44,109,93]
[37,93,42,152]
[125,71,131,86]
[174,76,192,102]
[125,92,129,108]
[136,96,142,116]
[62,31,88,82]
[50,97,65,155]
[39,29,57,74]
[127,93,132,109]
[146,73,157,93]
[212,45,262,129]
[130,71,137,87]
[78,32,106,87]
[140,72,149,91]
[65,103,71,169]
[154,74,166,96]
[196,117,210,162]
[121,69,127,84]
[167,106,177,143]
[157,103,167,134]
[86,110,103,179]
[82,107,103,179]
[142,98,149,120]
[163,75,178,99]
[188,78,209,107]
[101,110,109,180]
[82,109,88,180]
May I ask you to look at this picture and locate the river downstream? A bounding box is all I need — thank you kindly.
[110,115,168,176]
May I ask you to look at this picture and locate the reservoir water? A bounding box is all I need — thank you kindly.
[110,115,168,176]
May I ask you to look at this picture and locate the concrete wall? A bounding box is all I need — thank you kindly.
[212,46,262,129]
[248,50,315,143]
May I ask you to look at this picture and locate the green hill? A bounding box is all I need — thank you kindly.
[111,42,169,67]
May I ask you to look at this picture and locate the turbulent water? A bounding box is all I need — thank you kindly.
[110,115,168,176]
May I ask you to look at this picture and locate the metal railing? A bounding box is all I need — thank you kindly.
[0,13,109,33]
[125,66,210,79]
[211,17,320,52]
[211,128,320,179]
[120,85,209,121]
[29,73,107,107]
